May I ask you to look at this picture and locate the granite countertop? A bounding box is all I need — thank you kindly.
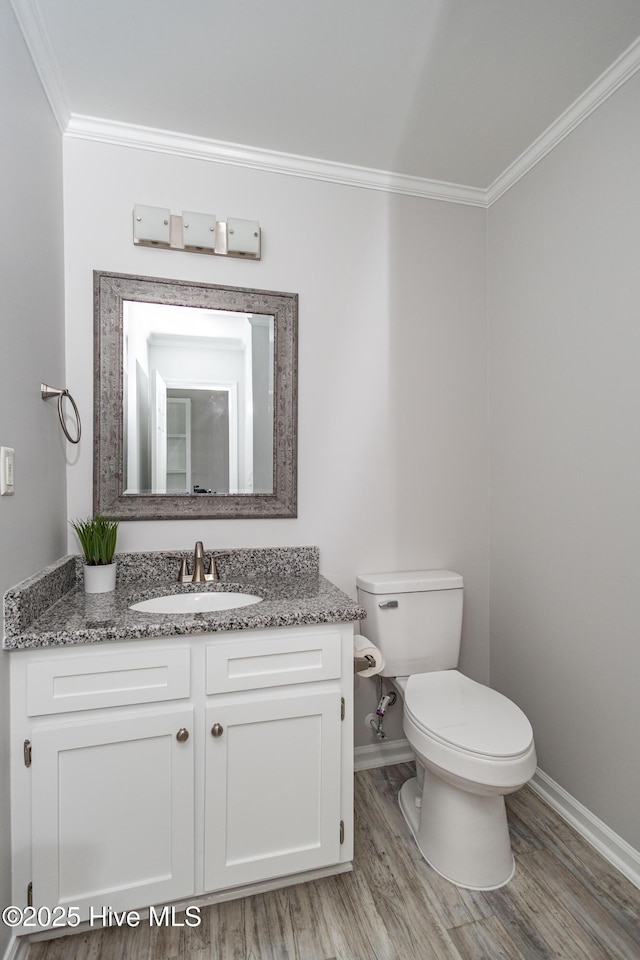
[3,546,366,651]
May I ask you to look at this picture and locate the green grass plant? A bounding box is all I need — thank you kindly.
[70,515,119,566]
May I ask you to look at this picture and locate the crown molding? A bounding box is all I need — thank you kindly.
[64,115,488,207]
[14,0,640,208]
[61,27,640,211]
[10,0,70,133]
[486,35,640,205]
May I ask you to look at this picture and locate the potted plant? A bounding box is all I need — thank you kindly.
[70,515,120,593]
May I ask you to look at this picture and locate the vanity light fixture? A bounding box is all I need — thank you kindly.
[182,210,217,252]
[226,217,261,258]
[133,204,261,259]
[132,205,171,247]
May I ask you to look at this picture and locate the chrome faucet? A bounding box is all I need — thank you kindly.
[177,543,230,583]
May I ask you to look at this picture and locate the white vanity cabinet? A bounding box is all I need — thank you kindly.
[12,645,196,917]
[10,623,354,925]
[203,628,345,890]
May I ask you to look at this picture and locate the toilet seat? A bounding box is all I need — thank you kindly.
[399,670,537,791]
[404,670,534,759]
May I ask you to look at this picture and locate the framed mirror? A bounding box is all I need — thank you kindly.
[94,271,297,519]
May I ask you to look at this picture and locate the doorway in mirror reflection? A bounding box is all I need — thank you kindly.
[123,301,274,496]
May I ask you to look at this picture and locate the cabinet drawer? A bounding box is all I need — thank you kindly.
[26,647,191,716]
[206,630,342,694]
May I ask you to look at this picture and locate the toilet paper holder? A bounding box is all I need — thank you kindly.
[353,653,376,674]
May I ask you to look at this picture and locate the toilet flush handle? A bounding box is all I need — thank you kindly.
[378,600,398,609]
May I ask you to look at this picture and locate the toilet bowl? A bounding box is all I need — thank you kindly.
[394,671,536,889]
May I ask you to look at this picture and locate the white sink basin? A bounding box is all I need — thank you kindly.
[130,592,262,614]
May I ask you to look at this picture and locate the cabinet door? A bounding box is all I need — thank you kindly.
[204,690,342,891]
[31,705,195,917]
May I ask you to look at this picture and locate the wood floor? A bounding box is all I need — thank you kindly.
[27,763,640,960]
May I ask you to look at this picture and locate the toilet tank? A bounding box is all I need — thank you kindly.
[356,570,463,678]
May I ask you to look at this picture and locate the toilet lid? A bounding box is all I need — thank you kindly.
[404,671,533,759]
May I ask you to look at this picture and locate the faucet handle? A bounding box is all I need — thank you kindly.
[177,558,188,582]
[209,551,230,582]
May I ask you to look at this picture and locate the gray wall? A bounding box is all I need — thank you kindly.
[0,3,67,950]
[488,70,640,850]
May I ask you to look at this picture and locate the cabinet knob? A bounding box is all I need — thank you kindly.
[176,727,189,742]
[211,723,224,738]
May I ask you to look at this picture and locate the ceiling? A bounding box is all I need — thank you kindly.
[15,0,640,190]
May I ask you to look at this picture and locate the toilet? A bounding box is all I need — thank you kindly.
[356,569,536,890]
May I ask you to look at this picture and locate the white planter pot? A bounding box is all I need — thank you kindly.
[83,562,117,594]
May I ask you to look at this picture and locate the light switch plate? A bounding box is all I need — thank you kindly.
[1,446,15,495]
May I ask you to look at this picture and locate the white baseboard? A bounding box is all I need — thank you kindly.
[530,768,640,890]
[354,737,414,771]
[2,934,30,960]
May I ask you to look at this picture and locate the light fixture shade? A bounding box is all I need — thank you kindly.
[226,218,261,258]
[182,211,217,251]
[133,205,171,246]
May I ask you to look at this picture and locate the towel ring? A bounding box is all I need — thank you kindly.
[41,384,82,444]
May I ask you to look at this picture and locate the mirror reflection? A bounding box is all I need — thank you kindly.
[123,302,274,496]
